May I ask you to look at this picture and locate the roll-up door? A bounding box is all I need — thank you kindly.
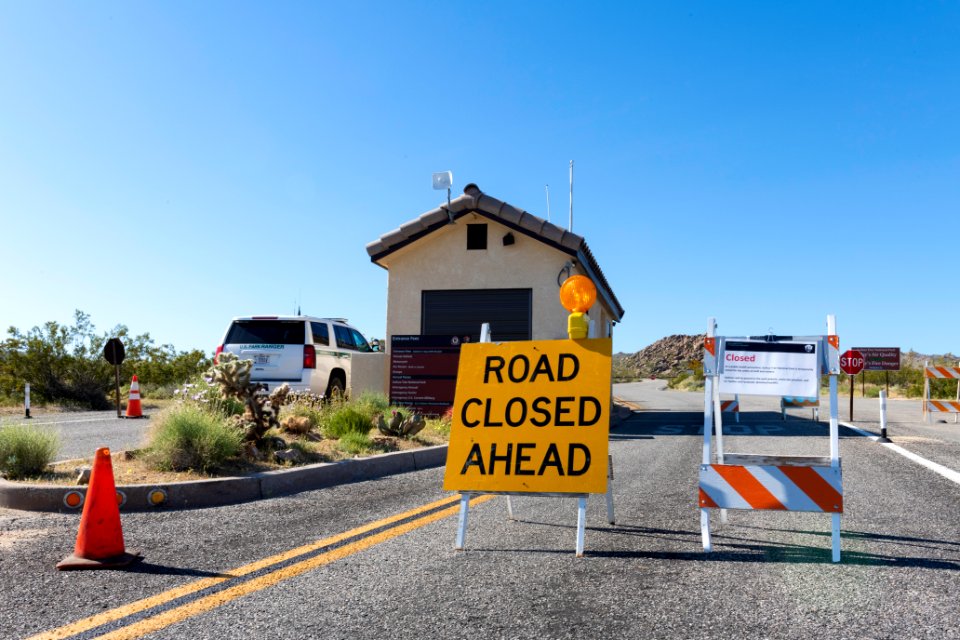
[421,289,532,342]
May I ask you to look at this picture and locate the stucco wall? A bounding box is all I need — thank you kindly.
[378,213,613,348]
[349,352,388,395]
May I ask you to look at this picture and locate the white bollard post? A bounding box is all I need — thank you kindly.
[25,383,31,419]
[879,390,890,442]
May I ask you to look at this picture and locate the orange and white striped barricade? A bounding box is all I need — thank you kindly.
[781,396,820,422]
[923,366,960,423]
[720,395,740,423]
[700,314,843,562]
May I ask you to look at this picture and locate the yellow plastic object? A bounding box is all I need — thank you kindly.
[567,312,589,340]
[559,275,597,313]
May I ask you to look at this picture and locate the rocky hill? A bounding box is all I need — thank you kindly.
[613,334,705,380]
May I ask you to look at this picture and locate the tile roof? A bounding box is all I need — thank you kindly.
[366,183,624,320]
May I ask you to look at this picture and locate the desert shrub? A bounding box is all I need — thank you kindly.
[0,425,60,479]
[666,372,689,389]
[352,391,391,420]
[427,415,452,437]
[281,404,323,430]
[147,403,242,472]
[336,430,371,455]
[323,406,372,439]
[175,376,244,417]
[905,382,924,398]
[141,383,177,400]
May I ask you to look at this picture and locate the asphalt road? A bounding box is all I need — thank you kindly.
[2,381,959,639]
[0,410,156,461]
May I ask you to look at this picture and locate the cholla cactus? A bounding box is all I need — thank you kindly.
[376,409,426,438]
[206,353,291,446]
[207,352,253,394]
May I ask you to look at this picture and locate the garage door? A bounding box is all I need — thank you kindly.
[421,289,532,341]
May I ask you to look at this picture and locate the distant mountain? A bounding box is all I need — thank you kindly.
[613,334,705,379]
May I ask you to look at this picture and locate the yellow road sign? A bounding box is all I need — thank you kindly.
[443,338,612,494]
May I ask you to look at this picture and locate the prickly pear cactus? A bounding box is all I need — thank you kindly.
[376,409,426,438]
[206,353,291,446]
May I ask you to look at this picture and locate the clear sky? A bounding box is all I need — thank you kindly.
[2,2,958,357]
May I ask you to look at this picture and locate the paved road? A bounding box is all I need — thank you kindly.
[0,410,156,461]
[1,382,959,639]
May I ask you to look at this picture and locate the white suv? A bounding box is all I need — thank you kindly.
[215,316,376,397]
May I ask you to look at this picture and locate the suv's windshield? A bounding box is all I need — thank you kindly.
[333,325,373,352]
[226,320,305,344]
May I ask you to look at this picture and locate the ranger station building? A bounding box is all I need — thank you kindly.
[366,183,624,348]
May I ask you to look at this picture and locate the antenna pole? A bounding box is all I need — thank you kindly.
[545,184,551,222]
[569,160,574,231]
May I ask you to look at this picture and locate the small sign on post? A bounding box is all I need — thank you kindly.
[103,338,126,419]
[854,347,901,396]
[840,349,865,421]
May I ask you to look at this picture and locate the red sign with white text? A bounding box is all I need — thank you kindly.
[852,347,901,371]
[839,349,865,375]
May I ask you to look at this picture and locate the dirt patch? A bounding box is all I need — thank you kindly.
[0,529,51,550]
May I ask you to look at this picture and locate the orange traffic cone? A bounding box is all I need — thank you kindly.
[57,448,141,570]
[125,375,143,418]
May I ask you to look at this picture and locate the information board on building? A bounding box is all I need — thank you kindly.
[390,335,470,415]
[719,340,819,398]
[853,347,901,371]
[443,338,612,494]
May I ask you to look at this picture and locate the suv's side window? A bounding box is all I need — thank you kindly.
[333,325,354,350]
[310,322,330,346]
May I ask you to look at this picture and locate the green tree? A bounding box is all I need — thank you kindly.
[0,311,211,408]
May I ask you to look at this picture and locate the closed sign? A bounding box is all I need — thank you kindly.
[443,338,612,494]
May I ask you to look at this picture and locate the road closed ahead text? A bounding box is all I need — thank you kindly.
[444,338,612,494]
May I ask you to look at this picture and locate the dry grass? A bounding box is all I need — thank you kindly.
[21,425,448,487]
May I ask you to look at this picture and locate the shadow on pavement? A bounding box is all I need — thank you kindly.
[126,562,233,578]
[481,521,960,569]
[612,411,836,437]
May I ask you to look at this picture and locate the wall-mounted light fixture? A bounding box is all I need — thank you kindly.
[502,232,515,246]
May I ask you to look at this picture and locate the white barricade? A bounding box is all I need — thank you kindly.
[700,315,843,563]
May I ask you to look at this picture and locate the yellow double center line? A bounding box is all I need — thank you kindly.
[29,494,493,640]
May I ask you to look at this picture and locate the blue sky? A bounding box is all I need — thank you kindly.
[2,2,958,357]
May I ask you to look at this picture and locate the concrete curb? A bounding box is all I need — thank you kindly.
[0,445,449,513]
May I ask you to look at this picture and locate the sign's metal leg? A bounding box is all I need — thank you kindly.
[575,497,587,557]
[701,508,712,552]
[455,494,471,550]
[831,513,841,563]
[506,496,515,520]
[606,455,615,524]
[713,381,724,464]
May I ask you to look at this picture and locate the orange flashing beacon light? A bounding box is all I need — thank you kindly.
[559,275,597,339]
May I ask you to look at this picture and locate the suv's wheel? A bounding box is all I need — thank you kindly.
[326,374,345,400]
